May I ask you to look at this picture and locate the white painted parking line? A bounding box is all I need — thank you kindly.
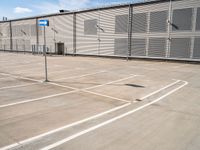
[85,74,139,90]
[0,83,38,90]
[48,82,78,90]
[0,73,42,83]
[0,103,130,150]
[0,73,136,107]
[55,71,106,81]
[83,90,130,103]
[0,90,78,108]
[139,80,180,100]
[40,80,188,150]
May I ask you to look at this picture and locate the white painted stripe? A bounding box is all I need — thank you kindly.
[40,80,188,150]
[0,103,130,150]
[55,71,106,81]
[0,143,19,150]
[0,90,77,108]
[48,82,78,90]
[0,83,38,90]
[85,74,138,90]
[0,73,42,83]
[83,90,130,103]
[140,80,180,100]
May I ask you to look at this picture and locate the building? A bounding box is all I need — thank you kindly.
[0,0,200,61]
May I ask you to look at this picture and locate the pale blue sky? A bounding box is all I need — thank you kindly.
[0,0,143,20]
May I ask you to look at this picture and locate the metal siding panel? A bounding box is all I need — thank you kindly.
[115,14,128,33]
[150,11,168,32]
[114,38,128,56]
[196,7,200,30]
[99,7,128,56]
[76,11,99,55]
[0,22,10,50]
[170,38,191,58]
[193,37,200,59]
[131,38,146,56]
[132,13,147,33]
[11,19,36,52]
[172,8,193,31]
[54,14,74,54]
[148,38,166,57]
[84,19,97,35]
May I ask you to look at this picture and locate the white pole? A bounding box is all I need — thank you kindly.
[44,25,49,82]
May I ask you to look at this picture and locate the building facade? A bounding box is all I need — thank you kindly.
[0,0,200,61]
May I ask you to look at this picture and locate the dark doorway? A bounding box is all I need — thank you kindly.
[57,43,64,55]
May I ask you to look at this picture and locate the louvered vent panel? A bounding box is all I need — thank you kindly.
[196,7,200,30]
[172,8,193,31]
[170,38,191,58]
[131,39,146,56]
[150,10,168,32]
[114,38,128,56]
[115,14,128,33]
[132,13,147,33]
[148,38,166,57]
[193,37,200,59]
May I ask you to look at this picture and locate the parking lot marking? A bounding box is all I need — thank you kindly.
[0,103,130,150]
[55,71,106,81]
[139,80,180,100]
[0,73,137,108]
[40,80,188,150]
[0,90,78,108]
[0,73,42,83]
[85,74,139,90]
[48,82,78,90]
[0,83,38,90]
[83,90,130,103]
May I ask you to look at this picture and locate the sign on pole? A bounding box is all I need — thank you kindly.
[39,19,49,82]
[39,20,49,26]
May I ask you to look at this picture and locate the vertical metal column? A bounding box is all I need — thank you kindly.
[73,13,76,55]
[97,8,101,55]
[190,7,198,59]
[9,21,13,51]
[146,12,150,57]
[128,5,133,59]
[36,18,39,54]
[167,0,172,58]
[43,26,49,82]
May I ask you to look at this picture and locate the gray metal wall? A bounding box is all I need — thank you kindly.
[11,19,37,52]
[0,0,200,61]
[0,22,11,50]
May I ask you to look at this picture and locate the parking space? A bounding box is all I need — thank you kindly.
[0,52,199,150]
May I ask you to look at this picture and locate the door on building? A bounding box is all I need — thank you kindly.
[57,43,64,55]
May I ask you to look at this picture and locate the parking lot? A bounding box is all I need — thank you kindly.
[0,52,200,150]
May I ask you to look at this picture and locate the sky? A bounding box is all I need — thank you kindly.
[0,0,144,20]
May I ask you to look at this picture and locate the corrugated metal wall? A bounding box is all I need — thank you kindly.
[0,22,10,50]
[38,15,73,54]
[0,0,200,61]
[100,7,128,56]
[76,11,99,55]
[11,19,36,52]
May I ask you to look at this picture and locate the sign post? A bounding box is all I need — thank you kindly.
[39,20,49,82]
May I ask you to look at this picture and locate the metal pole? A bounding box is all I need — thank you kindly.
[167,0,172,58]
[43,26,49,82]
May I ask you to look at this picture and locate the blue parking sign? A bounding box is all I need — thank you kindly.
[39,20,49,26]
